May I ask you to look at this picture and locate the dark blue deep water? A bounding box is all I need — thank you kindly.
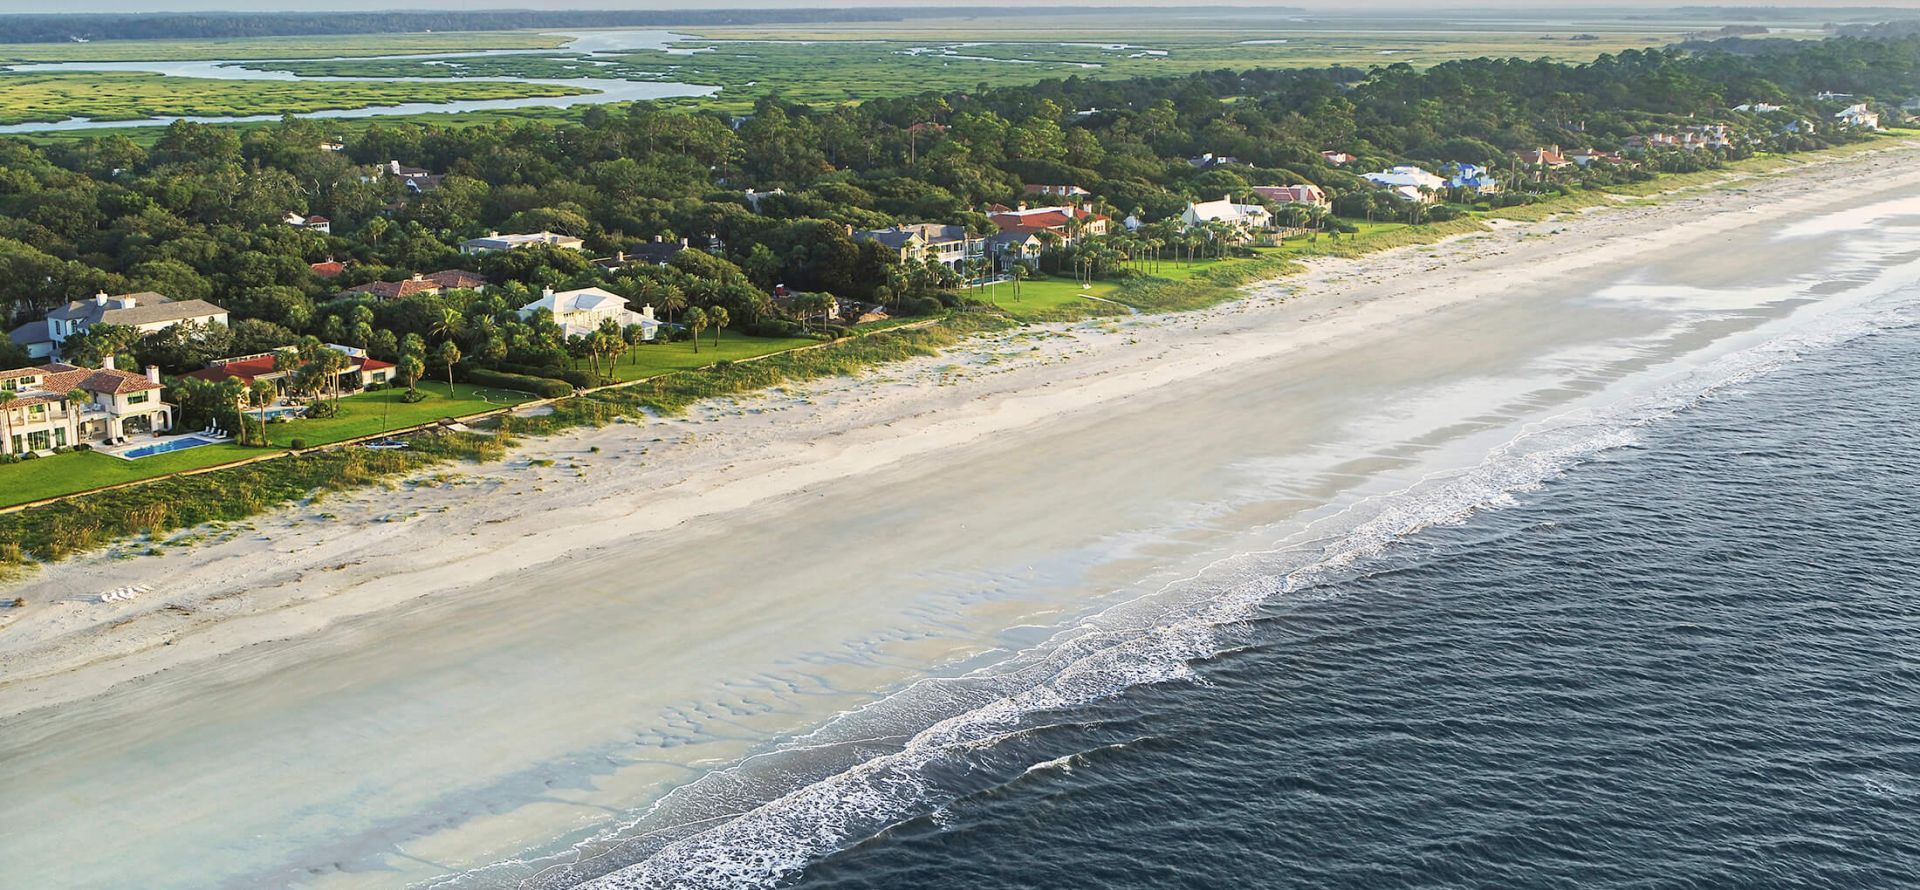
[789,322,1920,889]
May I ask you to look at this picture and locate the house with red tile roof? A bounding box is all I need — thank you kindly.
[186,344,394,392]
[987,203,1111,241]
[1252,184,1331,210]
[1515,145,1573,169]
[309,259,347,279]
[340,270,489,301]
[0,356,172,454]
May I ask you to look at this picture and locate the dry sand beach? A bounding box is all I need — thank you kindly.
[4,144,1920,890]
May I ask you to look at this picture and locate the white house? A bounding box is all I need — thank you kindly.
[283,212,332,234]
[9,292,228,361]
[0,357,172,454]
[1363,165,1448,202]
[1836,103,1882,130]
[1181,196,1273,232]
[518,287,660,340]
[460,231,587,255]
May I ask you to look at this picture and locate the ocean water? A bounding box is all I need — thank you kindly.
[776,317,1920,888]
[471,263,1920,890]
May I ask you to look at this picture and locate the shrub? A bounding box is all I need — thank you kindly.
[20,451,37,460]
[555,369,596,389]
[364,382,385,392]
[400,389,429,403]
[72,444,91,452]
[290,438,307,450]
[464,368,571,399]
[745,319,806,338]
[897,294,944,316]
[821,324,853,340]
[0,453,17,465]
[305,401,340,419]
[51,445,70,454]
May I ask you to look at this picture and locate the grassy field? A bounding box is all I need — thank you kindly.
[0,31,570,63]
[0,383,527,508]
[0,71,590,125]
[983,277,1122,322]
[258,382,528,447]
[601,334,822,382]
[0,442,255,507]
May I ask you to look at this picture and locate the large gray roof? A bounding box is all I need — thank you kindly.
[46,294,227,329]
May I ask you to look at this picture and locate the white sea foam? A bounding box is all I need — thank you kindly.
[467,285,1920,890]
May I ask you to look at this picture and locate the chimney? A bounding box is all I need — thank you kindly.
[101,354,115,371]
[653,234,663,242]
[679,237,689,249]
[94,291,108,306]
[1017,201,1027,211]
[389,160,401,174]
[845,224,853,237]
[616,250,626,262]
[1224,193,1232,202]
[120,295,136,309]
[641,304,655,321]
[488,230,499,238]
[146,365,160,385]
[542,286,556,300]
[411,273,423,281]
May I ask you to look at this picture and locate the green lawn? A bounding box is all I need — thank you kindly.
[989,276,1122,321]
[599,334,820,383]
[259,382,528,447]
[0,443,255,507]
[0,384,524,507]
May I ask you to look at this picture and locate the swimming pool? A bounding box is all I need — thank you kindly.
[121,435,219,459]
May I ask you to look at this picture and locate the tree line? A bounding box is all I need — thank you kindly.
[2,33,1915,385]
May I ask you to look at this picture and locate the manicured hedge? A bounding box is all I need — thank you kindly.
[463,368,571,399]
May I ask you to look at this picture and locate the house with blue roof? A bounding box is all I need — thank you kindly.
[1447,163,1502,194]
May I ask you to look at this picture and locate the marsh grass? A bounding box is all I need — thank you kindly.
[0,72,590,126]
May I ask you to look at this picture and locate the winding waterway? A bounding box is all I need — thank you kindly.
[0,30,719,134]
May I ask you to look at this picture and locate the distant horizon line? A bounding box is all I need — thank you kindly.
[9,2,1920,17]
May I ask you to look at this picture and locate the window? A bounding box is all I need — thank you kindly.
[27,430,50,451]
[27,404,45,421]
[53,428,65,447]
[127,391,149,405]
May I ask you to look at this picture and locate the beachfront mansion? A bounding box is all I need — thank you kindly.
[0,357,173,455]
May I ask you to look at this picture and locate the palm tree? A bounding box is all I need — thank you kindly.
[708,306,730,345]
[1010,264,1029,301]
[683,306,708,354]
[623,323,648,365]
[398,353,425,396]
[658,284,687,326]
[248,379,275,446]
[64,387,90,444]
[434,340,461,392]
[429,305,464,349]
[0,390,16,455]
